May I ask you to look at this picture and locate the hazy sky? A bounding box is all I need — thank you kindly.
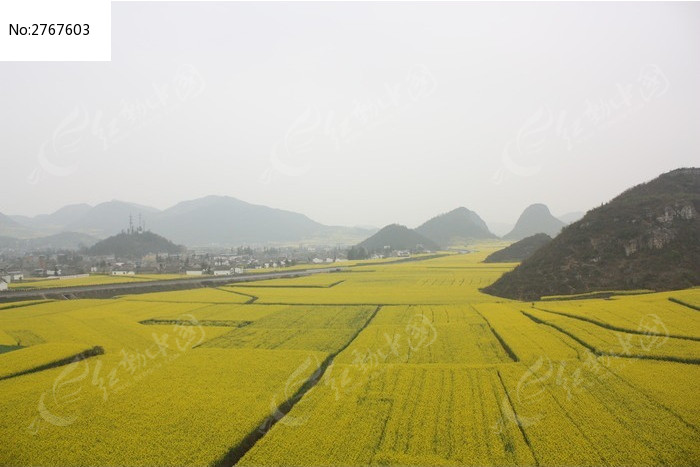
[1,2,699,228]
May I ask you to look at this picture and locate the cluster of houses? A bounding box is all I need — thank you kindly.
[0,245,353,291]
[0,247,346,291]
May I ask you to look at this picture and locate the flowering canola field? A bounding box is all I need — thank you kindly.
[0,247,698,466]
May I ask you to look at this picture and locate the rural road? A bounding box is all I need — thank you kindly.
[0,267,344,303]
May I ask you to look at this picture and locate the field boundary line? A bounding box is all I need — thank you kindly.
[214,287,258,304]
[213,305,383,467]
[139,319,252,328]
[668,297,700,312]
[521,311,700,365]
[0,346,104,381]
[470,305,519,362]
[0,300,54,312]
[601,363,700,433]
[495,370,539,465]
[533,306,700,342]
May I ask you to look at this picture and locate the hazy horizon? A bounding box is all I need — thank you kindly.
[0,185,646,231]
[2,2,699,227]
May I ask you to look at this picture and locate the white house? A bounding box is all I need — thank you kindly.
[0,278,8,292]
[8,271,23,281]
[213,270,231,276]
[186,270,203,276]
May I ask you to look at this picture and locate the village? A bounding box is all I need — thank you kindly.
[0,241,416,291]
[0,245,353,290]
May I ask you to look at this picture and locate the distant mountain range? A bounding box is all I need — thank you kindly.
[415,207,496,248]
[65,202,159,237]
[483,168,700,300]
[2,197,375,248]
[503,204,566,241]
[149,196,330,246]
[0,212,35,238]
[485,211,583,236]
[0,232,98,251]
[10,204,93,232]
[352,207,500,253]
[1,195,588,251]
[558,211,584,224]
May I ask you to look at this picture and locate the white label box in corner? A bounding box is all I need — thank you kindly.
[0,0,110,61]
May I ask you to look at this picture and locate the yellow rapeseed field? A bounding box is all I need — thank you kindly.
[0,246,698,466]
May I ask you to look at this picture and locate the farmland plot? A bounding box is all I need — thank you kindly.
[523,308,700,363]
[535,295,700,339]
[0,348,327,466]
[0,249,698,466]
[498,361,700,466]
[334,305,513,365]
[473,303,583,363]
[239,366,535,466]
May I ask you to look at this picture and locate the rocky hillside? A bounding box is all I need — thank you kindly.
[483,233,552,263]
[483,168,700,300]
